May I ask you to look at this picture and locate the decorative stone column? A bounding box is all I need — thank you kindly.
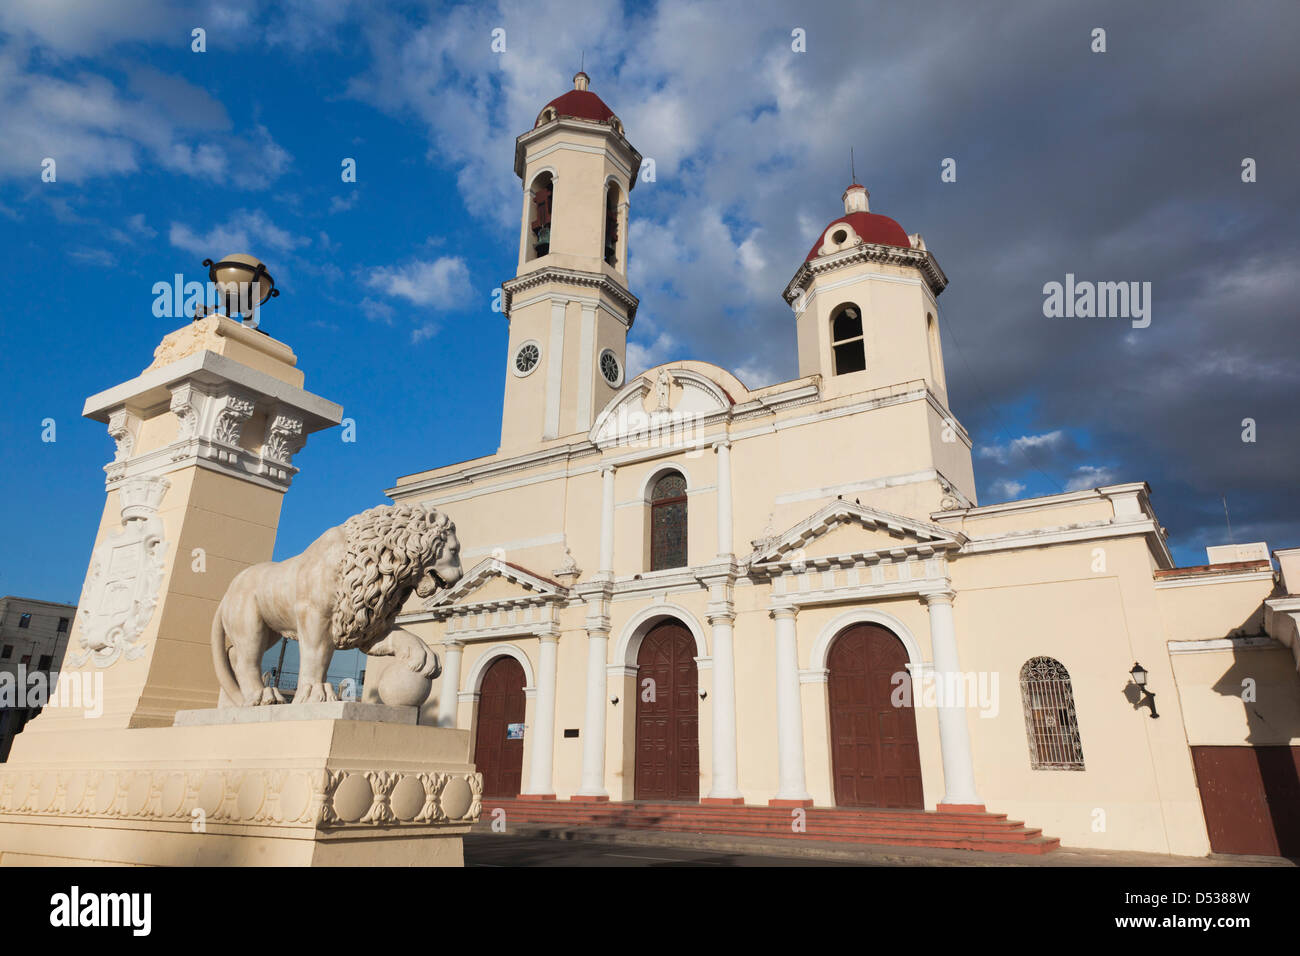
[523,631,559,798]
[575,624,610,800]
[715,440,733,559]
[20,315,342,736]
[923,589,984,810]
[704,605,743,805]
[770,603,812,806]
[436,639,465,728]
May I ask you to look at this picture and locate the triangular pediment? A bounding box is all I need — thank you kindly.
[750,499,965,568]
[424,558,568,614]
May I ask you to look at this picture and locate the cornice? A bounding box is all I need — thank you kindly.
[501,266,639,325]
[783,243,949,302]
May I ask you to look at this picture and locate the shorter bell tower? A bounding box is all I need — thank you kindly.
[783,184,951,406]
[499,73,642,453]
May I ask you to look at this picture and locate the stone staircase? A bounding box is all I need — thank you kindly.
[476,798,1061,854]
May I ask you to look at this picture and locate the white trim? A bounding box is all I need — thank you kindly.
[1154,570,1274,590]
[613,603,709,667]
[527,140,634,181]
[525,166,558,191]
[808,606,927,674]
[464,642,537,694]
[638,461,692,503]
[1168,636,1281,654]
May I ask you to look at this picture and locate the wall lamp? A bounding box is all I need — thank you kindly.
[609,696,619,706]
[1129,662,1160,718]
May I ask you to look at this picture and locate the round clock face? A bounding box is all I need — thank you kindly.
[514,342,540,375]
[599,349,621,386]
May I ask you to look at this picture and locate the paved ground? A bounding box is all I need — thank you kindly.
[466,833,856,866]
[466,826,1298,867]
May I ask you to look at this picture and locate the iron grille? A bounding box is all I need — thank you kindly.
[1019,656,1085,770]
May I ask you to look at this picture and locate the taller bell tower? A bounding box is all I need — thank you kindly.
[499,72,642,453]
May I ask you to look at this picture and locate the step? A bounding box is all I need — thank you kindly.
[482,821,1063,856]
[476,799,1060,854]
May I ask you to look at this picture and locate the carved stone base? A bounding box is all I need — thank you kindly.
[0,718,480,866]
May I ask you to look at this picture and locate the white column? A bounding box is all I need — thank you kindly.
[715,440,733,558]
[617,200,630,273]
[576,303,597,429]
[577,628,609,797]
[924,589,983,808]
[770,604,812,804]
[436,640,463,728]
[598,465,616,576]
[525,632,559,796]
[543,298,566,439]
[706,611,742,802]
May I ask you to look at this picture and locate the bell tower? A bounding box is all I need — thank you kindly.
[499,73,642,453]
[783,184,951,405]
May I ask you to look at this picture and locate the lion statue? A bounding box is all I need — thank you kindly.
[211,503,462,706]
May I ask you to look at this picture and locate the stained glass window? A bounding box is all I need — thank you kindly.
[650,472,688,571]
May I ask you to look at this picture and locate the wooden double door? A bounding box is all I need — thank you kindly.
[634,622,700,801]
[473,656,526,798]
[828,624,924,808]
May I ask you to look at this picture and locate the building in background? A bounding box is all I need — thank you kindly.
[0,596,76,760]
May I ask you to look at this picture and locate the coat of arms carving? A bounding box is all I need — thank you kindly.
[68,475,171,668]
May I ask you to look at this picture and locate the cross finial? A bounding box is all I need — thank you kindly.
[851,147,856,185]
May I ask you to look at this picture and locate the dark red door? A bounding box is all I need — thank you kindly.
[635,622,700,801]
[1192,745,1300,856]
[474,656,526,798]
[828,624,923,808]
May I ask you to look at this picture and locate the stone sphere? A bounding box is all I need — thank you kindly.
[378,665,433,707]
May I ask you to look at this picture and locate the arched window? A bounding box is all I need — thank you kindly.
[831,303,866,375]
[1019,657,1085,770]
[649,471,688,571]
[527,172,554,260]
[604,183,621,267]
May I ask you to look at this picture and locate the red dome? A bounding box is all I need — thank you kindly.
[541,89,616,123]
[806,211,910,261]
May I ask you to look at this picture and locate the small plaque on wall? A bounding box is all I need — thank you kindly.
[506,722,525,740]
[563,728,579,738]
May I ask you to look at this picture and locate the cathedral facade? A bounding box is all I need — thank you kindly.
[377,74,1300,856]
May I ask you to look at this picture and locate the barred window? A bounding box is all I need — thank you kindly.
[1019,656,1085,770]
[650,472,688,571]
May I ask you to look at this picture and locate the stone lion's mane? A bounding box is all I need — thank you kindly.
[330,503,450,650]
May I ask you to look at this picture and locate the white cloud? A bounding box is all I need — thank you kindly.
[364,257,472,309]
[360,297,394,323]
[1064,465,1117,492]
[978,430,1066,465]
[169,209,312,258]
[987,478,1026,501]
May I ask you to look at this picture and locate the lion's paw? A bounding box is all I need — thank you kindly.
[292,681,339,704]
[257,686,286,705]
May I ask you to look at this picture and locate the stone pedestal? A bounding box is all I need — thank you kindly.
[0,717,480,866]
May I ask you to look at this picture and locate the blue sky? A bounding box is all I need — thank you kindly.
[2,0,1298,628]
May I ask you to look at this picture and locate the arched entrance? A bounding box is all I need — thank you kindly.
[474,655,526,798]
[634,620,700,801]
[828,623,923,808]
